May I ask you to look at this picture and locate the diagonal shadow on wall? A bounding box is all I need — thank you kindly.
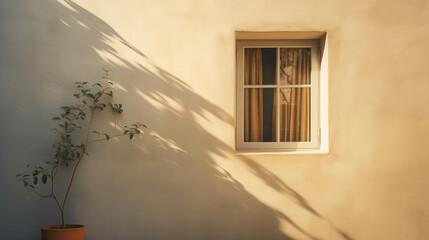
[0,1,353,239]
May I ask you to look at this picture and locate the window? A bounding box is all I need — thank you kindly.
[236,39,324,152]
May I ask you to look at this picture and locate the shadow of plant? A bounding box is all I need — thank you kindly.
[0,1,353,239]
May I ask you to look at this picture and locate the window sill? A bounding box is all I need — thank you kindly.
[234,149,329,155]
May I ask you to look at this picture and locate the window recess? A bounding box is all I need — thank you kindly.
[236,39,322,152]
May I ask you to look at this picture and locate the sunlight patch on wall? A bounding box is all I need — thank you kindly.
[90,30,168,82]
[94,32,166,78]
[59,19,71,28]
[192,109,233,146]
[108,121,124,131]
[136,143,149,154]
[57,0,78,13]
[277,220,307,240]
[212,164,244,190]
[135,89,165,111]
[263,198,324,240]
[93,47,131,69]
[73,18,90,29]
[149,131,187,154]
[135,88,184,113]
[155,92,184,113]
[111,81,128,93]
[276,197,344,240]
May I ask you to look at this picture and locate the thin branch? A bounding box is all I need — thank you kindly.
[62,109,95,213]
[88,133,125,144]
[50,141,64,222]
[50,167,63,221]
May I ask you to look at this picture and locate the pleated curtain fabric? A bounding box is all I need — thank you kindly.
[244,48,263,142]
[277,48,311,142]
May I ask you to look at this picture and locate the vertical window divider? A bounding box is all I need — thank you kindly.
[276,47,280,142]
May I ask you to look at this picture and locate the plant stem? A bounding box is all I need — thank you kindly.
[61,109,95,228]
[88,133,125,144]
[51,102,81,228]
[50,144,65,227]
[51,174,65,227]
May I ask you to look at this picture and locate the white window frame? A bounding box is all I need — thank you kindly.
[236,40,321,152]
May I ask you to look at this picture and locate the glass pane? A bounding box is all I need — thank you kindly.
[244,88,277,142]
[244,48,276,85]
[279,48,311,85]
[279,88,311,142]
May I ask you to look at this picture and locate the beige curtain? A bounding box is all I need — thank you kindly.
[274,48,311,142]
[244,48,263,142]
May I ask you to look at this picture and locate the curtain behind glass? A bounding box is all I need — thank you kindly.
[244,49,263,142]
[273,48,311,142]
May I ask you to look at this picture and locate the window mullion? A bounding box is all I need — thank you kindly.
[276,47,280,143]
[244,85,277,88]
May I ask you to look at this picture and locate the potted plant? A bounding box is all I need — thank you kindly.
[16,69,145,240]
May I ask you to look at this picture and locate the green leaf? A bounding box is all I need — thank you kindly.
[41,174,48,184]
[104,134,110,141]
[129,134,134,140]
[33,176,38,185]
[110,103,124,113]
[52,117,61,120]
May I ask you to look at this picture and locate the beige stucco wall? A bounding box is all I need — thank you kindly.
[0,0,428,239]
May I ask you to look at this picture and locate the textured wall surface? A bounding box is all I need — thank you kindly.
[0,0,428,239]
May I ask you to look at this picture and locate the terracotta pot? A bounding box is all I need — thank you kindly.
[41,224,85,240]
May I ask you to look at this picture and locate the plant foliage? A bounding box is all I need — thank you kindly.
[16,69,146,228]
